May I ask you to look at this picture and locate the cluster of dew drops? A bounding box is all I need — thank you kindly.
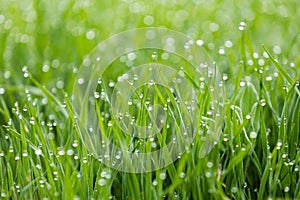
[1,21,299,197]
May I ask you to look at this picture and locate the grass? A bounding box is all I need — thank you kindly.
[0,0,300,199]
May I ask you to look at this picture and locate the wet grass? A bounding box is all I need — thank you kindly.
[0,0,300,199]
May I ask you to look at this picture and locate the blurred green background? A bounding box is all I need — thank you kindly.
[1,0,299,90]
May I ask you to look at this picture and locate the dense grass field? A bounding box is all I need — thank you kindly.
[0,0,300,199]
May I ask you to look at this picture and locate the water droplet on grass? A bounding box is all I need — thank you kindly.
[143,15,154,26]
[127,52,136,61]
[98,178,106,186]
[239,21,247,30]
[0,88,5,95]
[284,186,289,192]
[260,99,266,107]
[231,187,238,193]
[30,117,35,125]
[273,45,281,54]
[240,81,246,87]
[42,64,50,72]
[86,30,95,40]
[250,131,257,139]
[24,72,29,78]
[77,78,84,85]
[258,59,265,66]
[159,172,166,180]
[151,52,158,61]
[58,149,65,156]
[277,141,283,149]
[179,172,185,179]
[207,162,213,168]
[218,48,225,55]
[67,149,74,156]
[4,70,11,79]
[222,74,228,81]
[205,171,211,177]
[152,179,158,186]
[225,40,233,48]
[109,81,115,88]
[196,39,204,46]
[266,76,273,81]
[35,149,42,156]
[151,142,157,148]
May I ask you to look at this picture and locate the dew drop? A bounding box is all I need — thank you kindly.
[42,64,50,72]
[239,21,247,31]
[128,100,133,105]
[207,162,213,168]
[35,149,42,156]
[250,131,257,139]
[4,71,11,79]
[218,48,225,55]
[179,172,185,179]
[231,187,238,193]
[22,66,28,72]
[77,78,84,85]
[30,117,35,125]
[151,52,158,61]
[108,81,115,88]
[260,99,266,107]
[159,172,166,180]
[0,88,5,95]
[152,179,158,186]
[86,30,95,40]
[205,171,211,177]
[107,121,113,127]
[196,39,204,46]
[151,142,157,148]
[148,80,155,86]
[67,149,74,156]
[94,92,100,99]
[258,59,265,66]
[284,186,289,192]
[273,45,281,55]
[266,76,273,81]
[240,81,246,87]
[178,70,185,77]
[247,60,254,66]
[98,179,106,186]
[127,52,136,61]
[225,40,233,48]
[222,74,228,81]
[277,141,283,149]
[58,149,65,156]
[24,72,29,78]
